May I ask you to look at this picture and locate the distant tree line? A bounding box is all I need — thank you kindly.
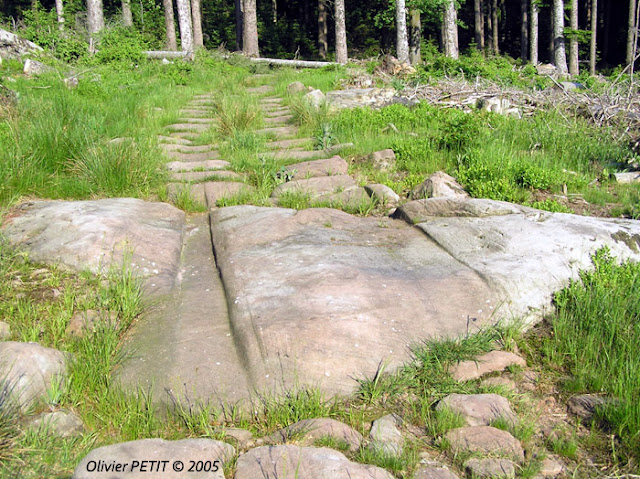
[0,0,638,73]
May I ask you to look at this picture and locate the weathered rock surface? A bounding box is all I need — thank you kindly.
[365,184,401,206]
[412,464,460,479]
[27,410,85,437]
[567,394,609,421]
[411,172,468,199]
[271,175,356,199]
[437,393,516,427]
[23,59,53,76]
[210,206,495,395]
[1,199,185,295]
[464,458,516,478]
[613,171,640,184]
[450,351,527,382]
[234,445,394,479]
[446,426,524,463]
[73,438,234,479]
[0,341,68,412]
[539,456,564,477]
[0,321,10,340]
[287,81,307,95]
[284,156,349,179]
[396,197,640,322]
[369,414,404,457]
[263,418,363,452]
[0,29,43,59]
[166,160,230,172]
[304,89,326,109]
[367,149,396,172]
[66,310,119,337]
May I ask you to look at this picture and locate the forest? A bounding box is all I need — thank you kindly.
[0,0,638,74]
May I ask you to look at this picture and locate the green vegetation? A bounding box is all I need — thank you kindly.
[542,248,640,458]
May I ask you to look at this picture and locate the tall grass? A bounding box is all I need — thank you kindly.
[544,248,640,459]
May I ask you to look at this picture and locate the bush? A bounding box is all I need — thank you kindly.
[94,27,148,66]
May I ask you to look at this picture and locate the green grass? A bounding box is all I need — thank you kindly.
[542,247,640,459]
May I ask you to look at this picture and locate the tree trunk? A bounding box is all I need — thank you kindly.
[491,0,499,54]
[569,0,579,75]
[318,0,328,59]
[176,0,193,53]
[553,0,568,75]
[530,0,538,64]
[163,0,178,51]
[474,0,485,52]
[521,0,528,61]
[122,0,133,27]
[409,8,422,64]
[396,0,409,62]
[628,0,637,66]
[590,0,597,74]
[87,0,105,36]
[442,0,459,59]
[272,0,277,23]
[191,0,204,48]
[243,0,259,57]
[235,0,243,50]
[55,0,64,31]
[335,0,348,64]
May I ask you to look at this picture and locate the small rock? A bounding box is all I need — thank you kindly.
[368,414,404,457]
[437,393,517,427]
[539,455,563,477]
[367,149,396,172]
[72,438,235,479]
[64,77,79,89]
[412,464,460,479]
[0,342,68,413]
[66,310,118,337]
[481,376,516,391]
[220,427,253,448]
[451,350,527,382]
[286,81,306,95]
[614,172,640,184]
[304,89,326,109]
[411,171,468,199]
[465,458,516,478]
[536,64,556,75]
[567,394,609,421]
[235,445,394,479]
[559,82,584,91]
[263,418,363,452]
[445,426,525,463]
[27,410,84,437]
[23,59,52,76]
[520,370,539,391]
[365,184,401,206]
[0,321,10,340]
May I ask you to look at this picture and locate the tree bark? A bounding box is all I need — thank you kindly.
[553,0,568,75]
[521,0,528,61]
[87,0,105,36]
[163,0,178,51]
[235,0,243,51]
[569,0,579,75]
[122,0,133,27]
[55,0,64,31]
[409,8,422,64]
[191,0,204,48]
[396,0,409,63]
[474,0,485,52]
[442,0,459,59]
[530,0,538,64]
[176,0,193,53]
[335,0,348,64]
[318,0,328,59]
[628,0,638,66]
[242,0,259,57]
[491,0,499,54]
[590,0,597,74]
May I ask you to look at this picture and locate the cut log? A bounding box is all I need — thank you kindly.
[249,57,338,68]
[144,50,191,59]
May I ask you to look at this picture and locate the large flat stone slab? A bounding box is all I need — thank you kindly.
[120,215,252,405]
[284,156,349,179]
[210,206,496,395]
[396,198,640,322]
[166,160,230,172]
[271,175,356,199]
[166,123,211,132]
[1,199,185,294]
[170,171,240,182]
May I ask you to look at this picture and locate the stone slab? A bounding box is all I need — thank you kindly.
[166,160,230,172]
[284,156,349,179]
[1,199,185,295]
[209,206,496,396]
[170,171,240,182]
[271,175,356,199]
